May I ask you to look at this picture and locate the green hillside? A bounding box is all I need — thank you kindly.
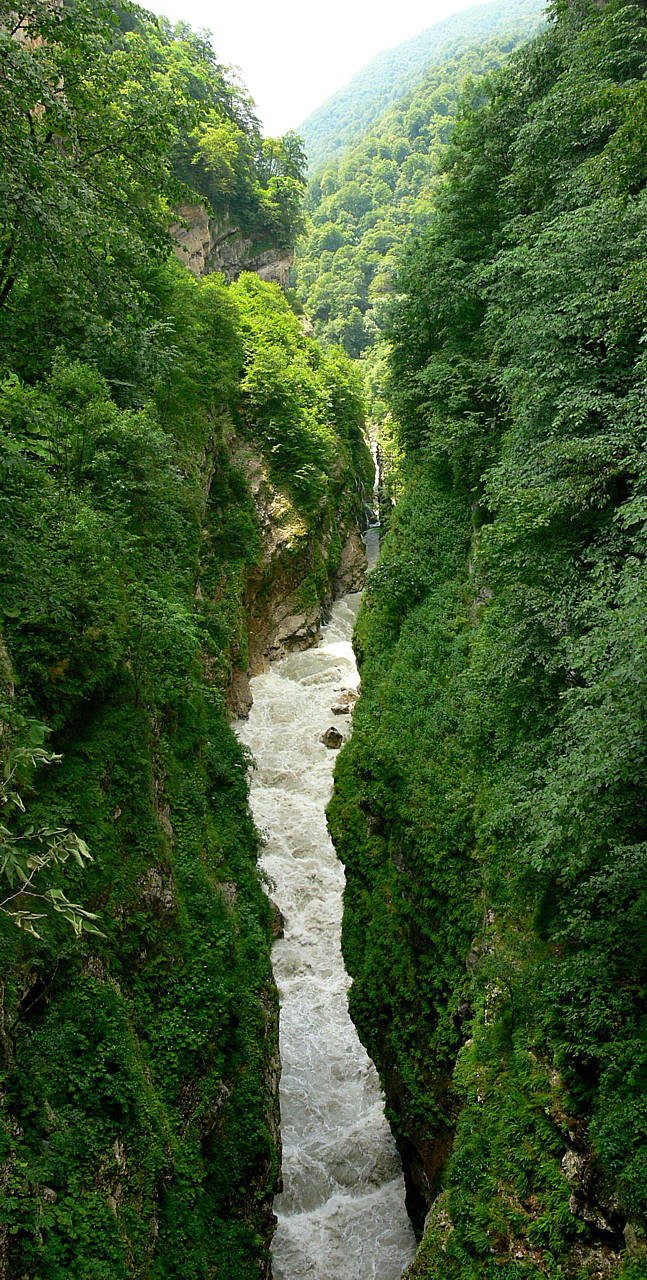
[0,5,369,1276]
[329,0,647,1273]
[294,25,538,420]
[299,0,544,172]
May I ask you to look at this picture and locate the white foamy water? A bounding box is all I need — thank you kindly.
[236,594,416,1280]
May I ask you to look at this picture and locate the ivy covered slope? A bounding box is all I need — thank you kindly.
[0,4,370,1278]
[329,0,647,1276]
[298,0,544,173]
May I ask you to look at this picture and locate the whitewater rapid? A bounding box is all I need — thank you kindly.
[236,591,415,1280]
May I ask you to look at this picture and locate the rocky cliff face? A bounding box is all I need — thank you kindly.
[171,201,293,287]
[226,437,367,717]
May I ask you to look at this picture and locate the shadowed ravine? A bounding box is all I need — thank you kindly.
[235,589,415,1279]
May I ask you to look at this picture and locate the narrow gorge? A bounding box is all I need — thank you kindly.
[236,585,415,1280]
[2,0,647,1277]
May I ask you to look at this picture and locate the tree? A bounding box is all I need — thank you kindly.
[0,0,194,315]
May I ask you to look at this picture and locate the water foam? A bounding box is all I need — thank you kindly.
[236,593,415,1280]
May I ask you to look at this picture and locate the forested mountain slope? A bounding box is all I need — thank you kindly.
[294,25,538,381]
[0,4,370,1276]
[299,0,544,172]
[328,0,647,1275]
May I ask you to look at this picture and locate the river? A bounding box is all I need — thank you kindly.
[235,571,416,1279]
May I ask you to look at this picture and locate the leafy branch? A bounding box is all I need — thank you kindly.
[0,707,103,939]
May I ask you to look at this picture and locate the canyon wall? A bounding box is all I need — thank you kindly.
[172,202,293,289]
[327,2,647,1276]
[0,272,372,1279]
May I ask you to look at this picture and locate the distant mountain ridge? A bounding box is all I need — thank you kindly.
[299,0,545,171]
[293,23,538,385]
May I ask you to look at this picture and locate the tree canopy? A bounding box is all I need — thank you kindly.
[329,0,647,1272]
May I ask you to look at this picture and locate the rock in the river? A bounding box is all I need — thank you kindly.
[268,897,285,940]
[267,901,284,942]
[320,726,343,749]
[331,688,358,715]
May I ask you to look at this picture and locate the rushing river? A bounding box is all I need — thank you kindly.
[236,586,416,1280]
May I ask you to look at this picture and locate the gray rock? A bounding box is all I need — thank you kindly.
[138,868,175,916]
[319,726,343,749]
[624,1220,647,1258]
[229,668,253,719]
[562,1149,585,1185]
[334,527,367,594]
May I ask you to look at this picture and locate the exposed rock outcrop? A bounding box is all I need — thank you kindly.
[171,202,293,287]
[225,440,367,716]
[334,526,367,595]
[0,633,14,701]
[171,202,212,277]
[0,633,13,754]
[229,668,254,720]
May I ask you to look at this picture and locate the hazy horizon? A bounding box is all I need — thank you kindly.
[146,0,495,136]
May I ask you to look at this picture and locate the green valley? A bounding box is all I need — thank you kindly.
[294,11,542,410]
[298,0,544,172]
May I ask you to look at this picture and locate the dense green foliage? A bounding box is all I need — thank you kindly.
[0,276,367,1275]
[0,705,100,939]
[295,26,540,372]
[0,3,369,1275]
[0,0,305,376]
[299,0,543,173]
[329,0,647,1273]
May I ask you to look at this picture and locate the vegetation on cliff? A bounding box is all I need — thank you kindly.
[329,0,647,1274]
[0,3,369,1275]
[0,0,306,346]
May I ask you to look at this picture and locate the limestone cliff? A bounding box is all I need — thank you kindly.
[225,436,369,717]
[171,202,293,287]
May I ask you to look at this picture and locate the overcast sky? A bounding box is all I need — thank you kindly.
[146,0,491,136]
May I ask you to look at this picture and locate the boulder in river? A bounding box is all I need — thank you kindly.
[268,897,284,940]
[319,726,343,749]
[331,688,358,715]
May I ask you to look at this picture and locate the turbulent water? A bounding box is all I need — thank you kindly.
[236,593,416,1280]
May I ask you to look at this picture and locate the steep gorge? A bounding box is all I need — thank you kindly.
[3,0,647,1276]
[236,590,415,1280]
[0,293,372,1277]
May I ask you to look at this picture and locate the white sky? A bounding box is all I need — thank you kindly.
[147,0,491,136]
